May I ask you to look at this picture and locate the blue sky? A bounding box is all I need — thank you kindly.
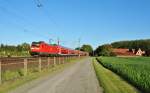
[0,0,150,49]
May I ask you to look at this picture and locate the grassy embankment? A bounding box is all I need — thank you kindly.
[97,57,150,93]
[93,58,140,93]
[0,57,84,93]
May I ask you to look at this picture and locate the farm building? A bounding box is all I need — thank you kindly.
[113,48,145,57]
[132,48,145,56]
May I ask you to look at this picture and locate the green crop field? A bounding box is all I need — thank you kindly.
[97,57,150,93]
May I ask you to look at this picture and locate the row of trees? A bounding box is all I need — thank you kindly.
[94,39,150,56]
[111,39,150,50]
[77,44,115,57]
[0,43,30,57]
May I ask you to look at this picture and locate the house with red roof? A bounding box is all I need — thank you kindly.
[112,48,145,57]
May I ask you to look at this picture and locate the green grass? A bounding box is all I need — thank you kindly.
[97,57,150,93]
[93,59,139,93]
[0,57,84,93]
[2,69,24,81]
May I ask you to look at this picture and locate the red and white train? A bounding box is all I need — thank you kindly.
[30,41,88,56]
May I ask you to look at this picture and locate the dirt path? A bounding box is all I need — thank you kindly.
[9,58,103,93]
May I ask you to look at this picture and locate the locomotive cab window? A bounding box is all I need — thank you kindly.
[32,44,40,47]
[32,42,40,47]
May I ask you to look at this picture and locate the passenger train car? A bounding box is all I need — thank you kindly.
[30,41,88,56]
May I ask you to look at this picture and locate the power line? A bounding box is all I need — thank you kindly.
[34,0,63,31]
[33,1,83,48]
[34,0,64,45]
[0,3,49,40]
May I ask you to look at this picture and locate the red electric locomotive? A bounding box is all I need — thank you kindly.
[30,41,89,56]
[30,41,59,56]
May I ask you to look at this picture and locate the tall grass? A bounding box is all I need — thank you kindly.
[97,57,150,93]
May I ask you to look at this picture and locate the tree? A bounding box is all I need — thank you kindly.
[80,45,93,52]
[95,44,114,56]
[75,47,80,50]
[20,43,30,51]
[80,45,93,55]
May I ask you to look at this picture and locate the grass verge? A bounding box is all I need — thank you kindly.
[93,58,140,93]
[0,58,84,93]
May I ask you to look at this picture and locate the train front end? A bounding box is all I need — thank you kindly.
[30,42,41,56]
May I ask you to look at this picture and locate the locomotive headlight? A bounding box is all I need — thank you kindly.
[31,47,40,50]
[31,48,35,49]
[35,48,40,50]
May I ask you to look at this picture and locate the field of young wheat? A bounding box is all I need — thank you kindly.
[97,57,150,93]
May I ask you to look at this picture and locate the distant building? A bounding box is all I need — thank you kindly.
[113,48,145,57]
[132,48,145,56]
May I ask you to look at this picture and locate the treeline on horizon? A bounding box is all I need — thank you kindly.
[0,43,30,57]
[111,39,150,50]
[94,39,150,56]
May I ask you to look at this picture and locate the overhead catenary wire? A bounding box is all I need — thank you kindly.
[34,0,82,48]
[34,0,57,25]
[34,0,63,33]
[34,0,83,48]
[0,0,80,47]
[33,0,65,46]
[0,2,50,40]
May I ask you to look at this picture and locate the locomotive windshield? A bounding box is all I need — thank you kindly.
[31,42,40,47]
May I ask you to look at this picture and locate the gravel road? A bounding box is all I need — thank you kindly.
[9,58,103,93]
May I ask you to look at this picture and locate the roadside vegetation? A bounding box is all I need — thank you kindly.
[93,59,139,93]
[97,57,150,93]
[0,43,30,57]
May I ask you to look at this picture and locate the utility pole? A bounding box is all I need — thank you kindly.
[57,38,60,46]
[78,38,81,57]
[78,38,81,50]
[57,38,61,54]
[49,39,53,44]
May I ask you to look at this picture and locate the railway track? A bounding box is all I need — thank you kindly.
[0,56,34,60]
[0,55,78,61]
